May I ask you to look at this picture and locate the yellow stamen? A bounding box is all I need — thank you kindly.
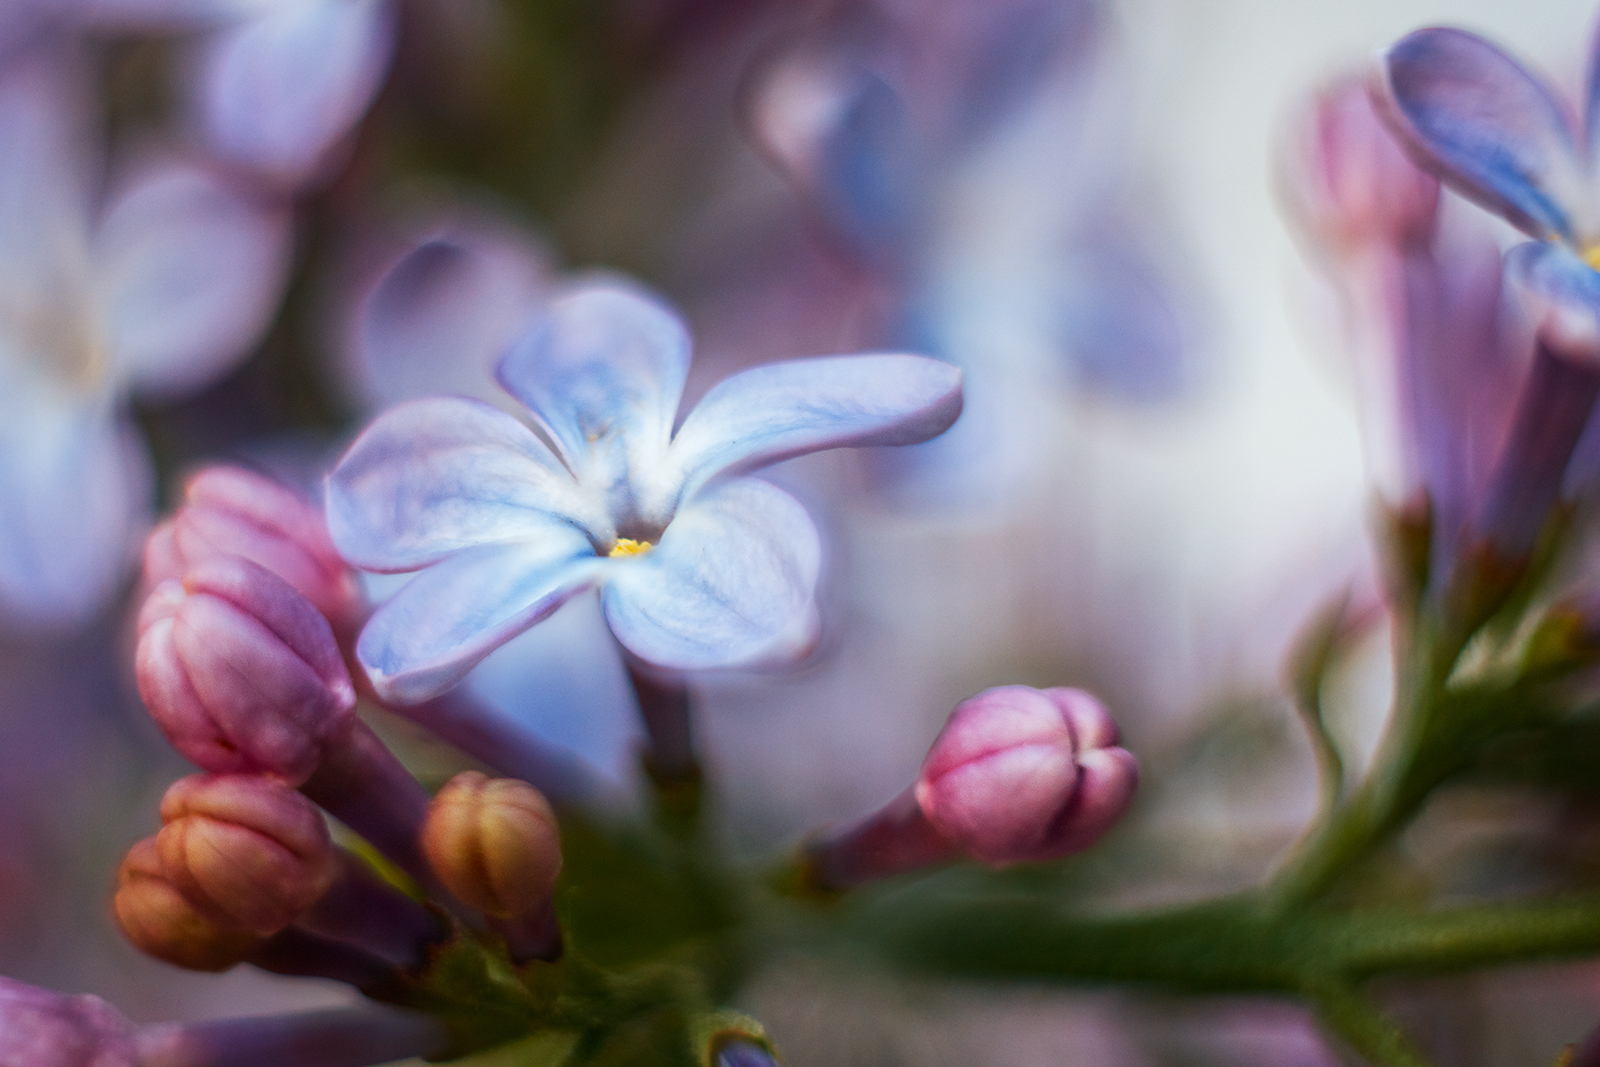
[1584,243,1600,271]
[609,538,654,558]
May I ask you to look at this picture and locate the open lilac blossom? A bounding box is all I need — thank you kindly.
[1374,33,1600,563]
[0,46,290,626]
[1377,27,1600,354]
[327,283,963,704]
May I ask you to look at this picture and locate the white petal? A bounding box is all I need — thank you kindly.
[496,283,689,475]
[358,534,599,704]
[669,353,963,498]
[325,396,608,572]
[96,161,291,398]
[602,479,821,670]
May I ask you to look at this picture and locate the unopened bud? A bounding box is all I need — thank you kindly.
[0,977,137,1067]
[1284,76,1439,257]
[422,772,561,919]
[113,838,261,972]
[915,686,1137,866]
[135,556,357,785]
[157,774,336,936]
[146,467,364,638]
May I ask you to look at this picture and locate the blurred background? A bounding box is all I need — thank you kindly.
[2,0,1599,1063]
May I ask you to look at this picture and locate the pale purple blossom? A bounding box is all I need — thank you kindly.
[75,0,396,189]
[326,282,963,704]
[0,977,137,1067]
[0,46,290,625]
[1375,26,1600,562]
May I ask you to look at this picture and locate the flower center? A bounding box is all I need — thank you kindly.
[1584,243,1600,272]
[608,538,654,558]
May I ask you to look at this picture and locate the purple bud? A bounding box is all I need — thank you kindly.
[1283,76,1439,257]
[144,467,365,641]
[915,686,1137,866]
[0,977,137,1067]
[135,557,357,786]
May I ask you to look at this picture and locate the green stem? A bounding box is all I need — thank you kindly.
[1308,981,1435,1067]
[842,890,1600,992]
[1268,610,1471,910]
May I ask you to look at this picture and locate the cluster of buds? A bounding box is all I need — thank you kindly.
[9,465,1143,1064]
[99,467,572,1062]
[803,686,1138,889]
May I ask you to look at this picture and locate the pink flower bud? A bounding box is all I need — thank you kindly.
[0,977,137,1067]
[157,774,336,936]
[914,686,1137,866]
[135,556,357,785]
[1284,76,1439,257]
[113,838,263,972]
[144,466,364,639]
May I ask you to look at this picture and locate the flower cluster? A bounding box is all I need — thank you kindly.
[3,283,1145,1067]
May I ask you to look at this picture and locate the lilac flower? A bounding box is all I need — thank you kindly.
[1283,78,1524,580]
[79,0,396,189]
[1376,27,1600,349]
[0,47,290,625]
[0,977,137,1067]
[326,283,963,704]
[1375,29,1600,564]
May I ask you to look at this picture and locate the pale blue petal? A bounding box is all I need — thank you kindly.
[353,230,550,409]
[496,284,690,471]
[601,479,821,670]
[668,353,962,499]
[1382,28,1582,240]
[358,533,600,704]
[325,397,607,572]
[0,394,151,627]
[96,162,291,399]
[0,45,93,276]
[1497,239,1600,343]
[196,0,396,186]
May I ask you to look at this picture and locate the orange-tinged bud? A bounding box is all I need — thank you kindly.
[112,839,260,972]
[421,772,561,919]
[156,774,336,936]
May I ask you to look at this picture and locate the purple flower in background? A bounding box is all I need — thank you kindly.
[1283,78,1525,580]
[0,977,137,1067]
[344,214,556,411]
[1377,26,1600,353]
[327,283,963,704]
[0,47,290,625]
[78,0,396,188]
